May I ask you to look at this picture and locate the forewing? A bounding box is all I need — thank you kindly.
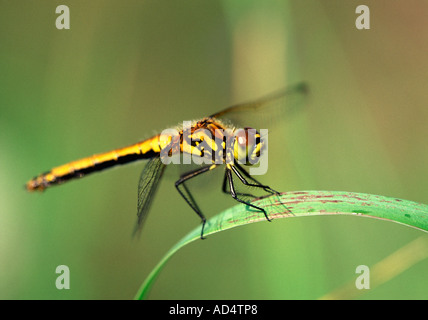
[209,82,309,129]
[134,156,166,236]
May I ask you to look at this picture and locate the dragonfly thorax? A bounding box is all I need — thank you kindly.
[158,119,264,166]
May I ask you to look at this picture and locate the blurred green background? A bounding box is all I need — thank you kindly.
[1,0,427,299]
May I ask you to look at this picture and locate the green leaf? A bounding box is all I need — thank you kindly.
[134,191,428,300]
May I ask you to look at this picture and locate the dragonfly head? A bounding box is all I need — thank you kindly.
[233,127,263,165]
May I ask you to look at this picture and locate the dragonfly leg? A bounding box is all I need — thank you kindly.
[222,170,257,198]
[226,168,272,222]
[233,163,292,217]
[175,165,216,239]
[232,163,279,195]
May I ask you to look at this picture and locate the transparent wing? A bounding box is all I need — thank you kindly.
[209,82,309,129]
[133,156,166,237]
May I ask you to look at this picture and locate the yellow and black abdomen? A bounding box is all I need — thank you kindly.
[26,135,165,191]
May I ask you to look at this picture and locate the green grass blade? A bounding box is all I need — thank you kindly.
[135,191,428,300]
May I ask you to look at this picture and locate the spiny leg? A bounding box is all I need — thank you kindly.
[181,178,203,213]
[234,164,292,216]
[226,168,272,222]
[175,165,216,239]
[222,170,257,198]
[232,163,279,195]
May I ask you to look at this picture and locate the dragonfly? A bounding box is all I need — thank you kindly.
[26,83,308,239]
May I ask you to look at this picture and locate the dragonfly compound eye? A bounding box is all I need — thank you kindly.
[233,127,262,165]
